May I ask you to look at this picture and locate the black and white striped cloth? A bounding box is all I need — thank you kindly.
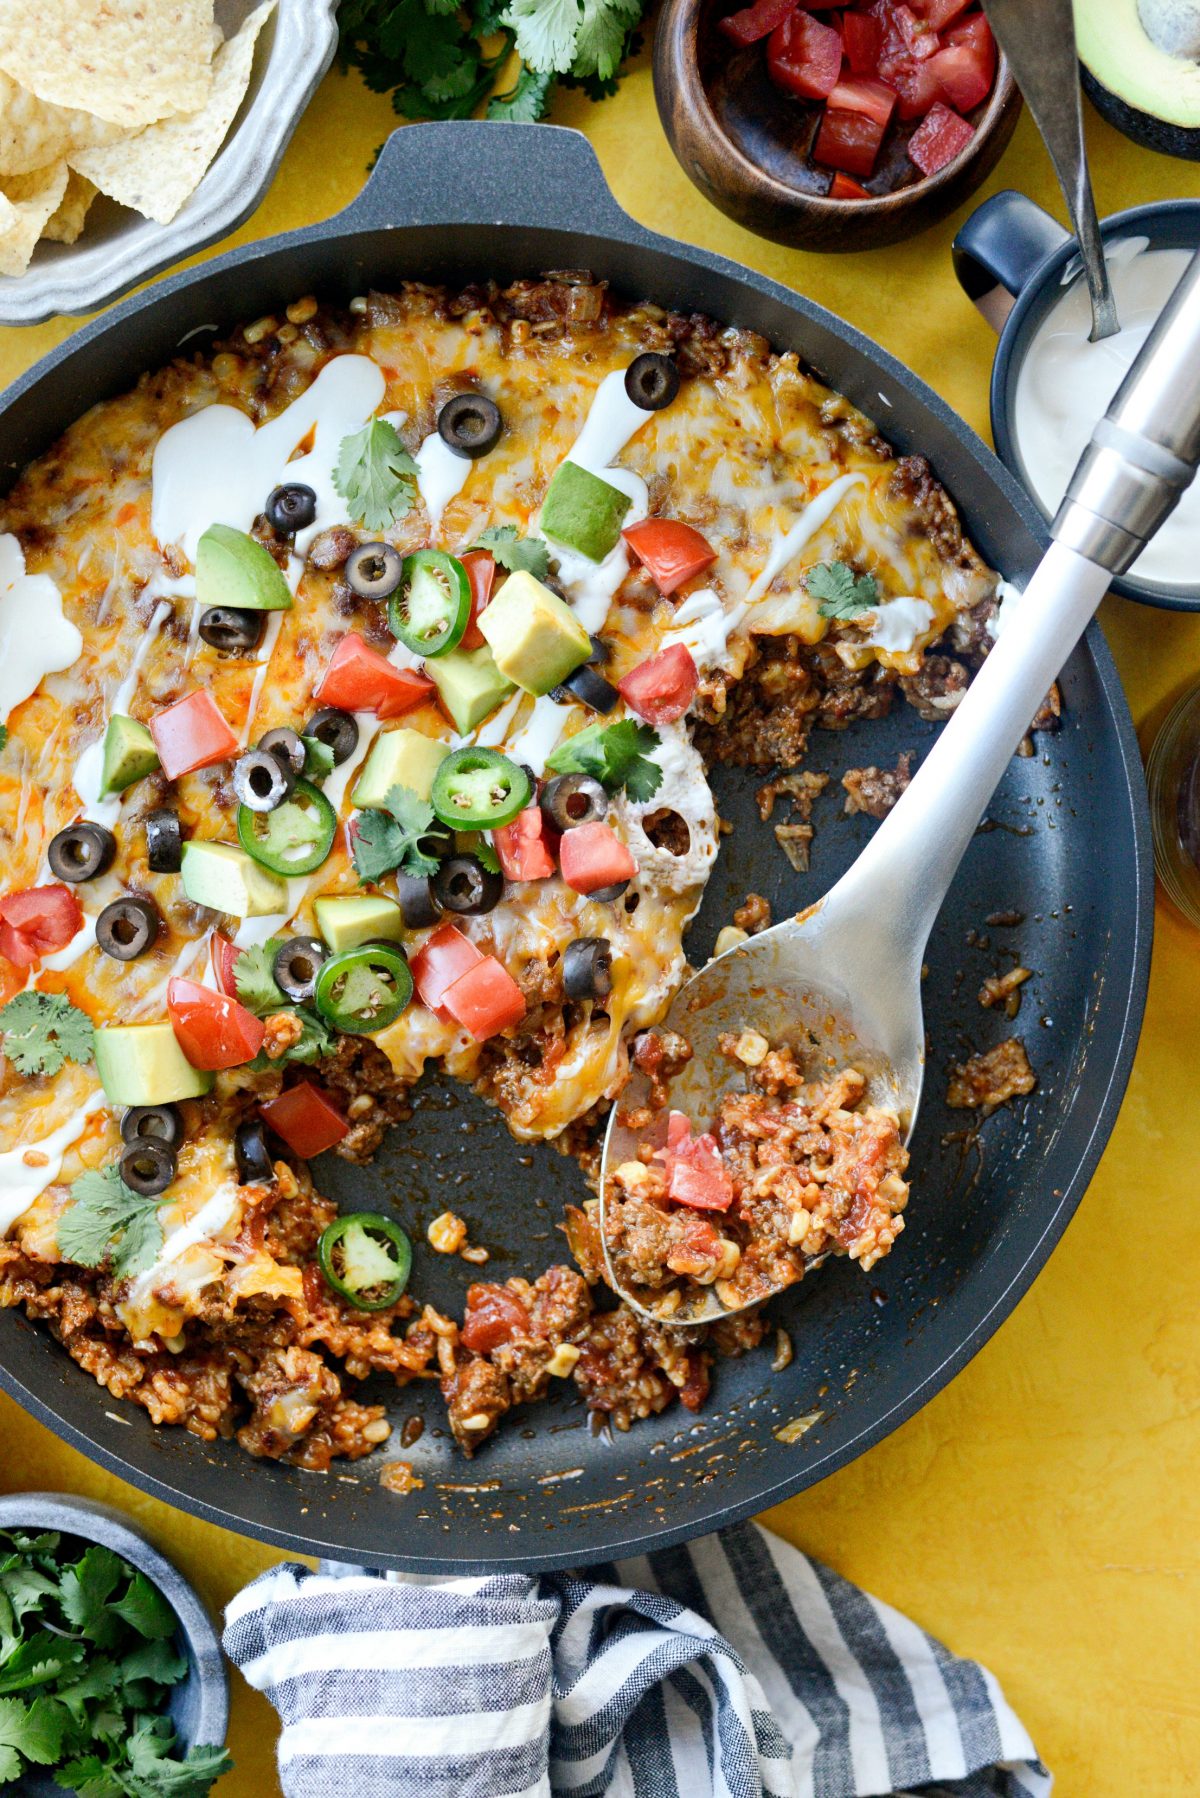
[224,1521,1049,1798]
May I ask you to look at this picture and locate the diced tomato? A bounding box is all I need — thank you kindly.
[617,643,699,727]
[440,955,526,1040]
[315,633,435,721]
[167,977,264,1071]
[718,0,797,44]
[908,0,974,26]
[493,806,558,882]
[622,518,717,596]
[410,921,484,1018]
[828,75,896,128]
[830,171,872,197]
[558,822,637,897]
[460,550,496,652]
[149,691,239,781]
[211,930,243,999]
[891,3,939,57]
[260,1082,350,1159]
[656,1113,735,1211]
[460,1283,532,1354]
[927,43,991,110]
[944,12,994,54]
[766,9,844,99]
[885,54,944,117]
[0,885,84,968]
[813,106,888,176]
[842,8,882,73]
[908,99,974,174]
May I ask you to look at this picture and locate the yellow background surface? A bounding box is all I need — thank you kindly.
[1,47,1198,1797]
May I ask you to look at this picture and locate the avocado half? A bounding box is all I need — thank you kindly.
[1075,0,1200,158]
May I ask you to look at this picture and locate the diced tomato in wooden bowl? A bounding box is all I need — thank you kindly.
[653,0,1020,251]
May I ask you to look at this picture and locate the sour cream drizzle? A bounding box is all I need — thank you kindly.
[121,1180,241,1322]
[415,431,471,534]
[0,1090,108,1235]
[71,599,173,829]
[504,694,572,777]
[743,472,867,607]
[0,534,83,728]
[862,595,934,654]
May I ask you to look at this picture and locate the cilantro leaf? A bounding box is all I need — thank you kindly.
[118,1640,187,1688]
[233,940,286,1017]
[57,1168,163,1281]
[351,784,442,883]
[125,1739,233,1797]
[502,0,581,71]
[487,64,554,120]
[473,838,501,876]
[573,0,642,79]
[0,1693,69,1770]
[332,418,418,532]
[805,560,880,621]
[0,727,8,752]
[302,735,336,781]
[111,1575,176,1644]
[55,1755,125,1797]
[59,1547,123,1646]
[469,524,550,579]
[0,991,94,1078]
[546,718,662,800]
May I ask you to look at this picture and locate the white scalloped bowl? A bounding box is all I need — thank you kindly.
[0,0,339,327]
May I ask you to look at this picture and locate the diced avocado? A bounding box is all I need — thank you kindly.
[352,727,449,811]
[314,894,404,953]
[99,715,159,799]
[195,522,293,613]
[94,1023,214,1107]
[540,461,632,562]
[424,645,514,735]
[180,840,288,916]
[478,568,592,697]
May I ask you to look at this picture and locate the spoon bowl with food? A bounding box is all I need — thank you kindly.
[601,246,1200,1327]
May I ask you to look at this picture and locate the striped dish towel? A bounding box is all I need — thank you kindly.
[224,1521,1049,1798]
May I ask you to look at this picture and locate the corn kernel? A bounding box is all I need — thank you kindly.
[714,925,749,958]
[427,1211,468,1254]
[545,1343,581,1378]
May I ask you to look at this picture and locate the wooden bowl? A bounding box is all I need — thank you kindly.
[654,0,1023,253]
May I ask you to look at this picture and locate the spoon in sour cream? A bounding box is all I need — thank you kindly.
[600,245,1200,1326]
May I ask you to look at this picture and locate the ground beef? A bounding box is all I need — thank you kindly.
[733,893,773,934]
[842,752,914,819]
[946,1039,1037,1113]
[899,654,970,721]
[306,525,356,571]
[316,1037,415,1163]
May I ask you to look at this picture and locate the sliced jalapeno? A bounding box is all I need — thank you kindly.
[388,550,471,657]
[237,776,338,877]
[317,1212,412,1310]
[430,746,531,830]
[314,943,414,1034]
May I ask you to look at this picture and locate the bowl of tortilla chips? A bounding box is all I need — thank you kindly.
[0,0,338,325]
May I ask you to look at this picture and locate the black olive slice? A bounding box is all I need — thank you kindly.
[562,936,614,1001]
[540,773,608,833]
[397,871,441,929]
[233,748,295,813]
[96,897,159,962]
[437,392,502,460]
[587,879,632,903]
[266,482,317,535]
[235,1119,275,1186]
[432,854,503,916]
[624,353,680,412]
[144,810,183,874]
[550,664,620,713]
[198,606,265,653]
[258,727,307,777]
[272,935,328,1006]
[303,707,359,766]
[120,1104,182,1149]
[119,1137,177,1197]
[346,542,404,601]
[47,822,116,883]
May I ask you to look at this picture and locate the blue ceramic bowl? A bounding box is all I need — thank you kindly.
[0,1493,228,1796]
[952,189,1200,613]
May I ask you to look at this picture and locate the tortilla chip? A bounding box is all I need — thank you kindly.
[0,160,69,276]
[41,169,98,245]
[0,1,215,133]
[0,72,124,177]
[70,2,274,226]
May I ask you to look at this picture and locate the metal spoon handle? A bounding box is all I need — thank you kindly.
[982,0,1118,341]
[823,247,1200,973]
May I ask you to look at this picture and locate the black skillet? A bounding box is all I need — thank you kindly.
[0,124,1152,1571]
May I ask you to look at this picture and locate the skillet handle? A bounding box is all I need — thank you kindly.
[339,121,640,236]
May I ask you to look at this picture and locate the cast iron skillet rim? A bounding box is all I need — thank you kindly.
[0,122,1154,1570]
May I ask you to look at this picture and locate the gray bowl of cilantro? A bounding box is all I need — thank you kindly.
[0,1493,230,1796]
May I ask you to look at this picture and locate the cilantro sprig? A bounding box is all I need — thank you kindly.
[332,419,419,533]
[57,1166,163,1281]
[545,719,662,802]
[0,992,94,1078]
[234,941,334,1067]
[469,524,550,580]
[0,1528,231,1793]
[350,784,444,884]
[805,561,880,621]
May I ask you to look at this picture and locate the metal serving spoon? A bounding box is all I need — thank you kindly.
[982,0,1119,341]
[601,246,1200,1326]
